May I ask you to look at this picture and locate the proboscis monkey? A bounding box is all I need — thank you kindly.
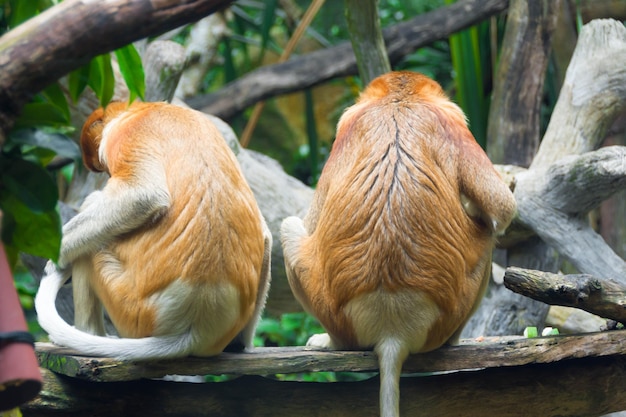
[280,71,516,417]
[35,102,271,360]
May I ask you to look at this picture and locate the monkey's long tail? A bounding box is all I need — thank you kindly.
[375,338,409,417]
[34,266,196,360]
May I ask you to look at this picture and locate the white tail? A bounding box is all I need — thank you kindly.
[375,338,409,417]
[35,267,196,360]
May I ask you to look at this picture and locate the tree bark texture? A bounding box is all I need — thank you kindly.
[344,0,391,85]
[34,330,626,382]
[24,334,626,417]
[486,0,561,167]
[512,20,626,286]
[504,267,626,323]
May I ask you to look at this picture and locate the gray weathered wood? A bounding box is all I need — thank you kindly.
[504,266,626,323]
[24,338,626,417]
[512,19,626,285]
[35,330,626,382]
[515,146,626,285]
[143,40,187,103]
[530,19,626,169]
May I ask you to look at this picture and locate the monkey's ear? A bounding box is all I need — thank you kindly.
[80,109,107,172]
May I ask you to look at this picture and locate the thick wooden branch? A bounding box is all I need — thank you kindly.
[512,20,626,284]
[515,147,626,284]
[530,19,626,169]
[34,331,626,382]
[504,267,626,323]
[0,0,234,142]
[24,333,626,417]
[190,0,509,119]
[534,146,626,214]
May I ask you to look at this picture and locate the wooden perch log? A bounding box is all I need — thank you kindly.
[504,267,626,323]
[23,332,626,417]
[34,331,626,382]
[190,0,509,119]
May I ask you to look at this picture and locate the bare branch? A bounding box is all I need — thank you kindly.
[504,266,626,323]
[190,0,509,119]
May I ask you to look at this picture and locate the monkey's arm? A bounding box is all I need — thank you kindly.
[58,177,171,268]
[457,143,517,235]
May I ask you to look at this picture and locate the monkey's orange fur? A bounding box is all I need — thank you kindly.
[281,71,516,417]
[36,102,271,359]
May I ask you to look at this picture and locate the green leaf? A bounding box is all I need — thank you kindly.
[114,44,145,102]
[68,63,91,103]
[9,128,81,159]
[41,82,70,122]
[445,0,488,148]
[14,102,69,129]
[221,38,237,83]
[0,156,58,212]
[7,0,36,27]
[258,0,278,63]
[89,54,115,107]
[0,193,61,261]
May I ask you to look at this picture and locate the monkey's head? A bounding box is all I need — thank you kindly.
[80,102,129,173]
[359,71,447,104]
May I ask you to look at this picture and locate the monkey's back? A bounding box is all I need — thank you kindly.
[303,93,493,351]
[90,104,265,343]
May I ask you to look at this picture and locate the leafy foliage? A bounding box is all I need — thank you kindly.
[0,0,144,269]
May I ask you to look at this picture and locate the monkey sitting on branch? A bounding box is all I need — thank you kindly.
[36,102,272,360]
[281,71,516,417]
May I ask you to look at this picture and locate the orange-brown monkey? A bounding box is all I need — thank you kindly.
[35,102,271,360]
[281,71,516,417]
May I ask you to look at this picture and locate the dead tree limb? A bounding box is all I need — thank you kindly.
[513,19,626,285]
[190,0,509,119]
[23,333,626,417]
[504,267,626,323]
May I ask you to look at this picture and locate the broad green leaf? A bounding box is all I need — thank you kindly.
[89,54,115,107]
[221,38,237,83]
[0,193,61,261]
[0,156,58,212]
[7,0,36,27]
[445,0,488,148]
[114,44,145,102]
[258,0,278,63]
[14,102,69,129]
[9,128,81,159]
[68,63,91,103]
[41,82,70,122]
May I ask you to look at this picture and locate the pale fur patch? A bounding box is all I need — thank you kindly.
[344,290,440,353]
[149,278,242,352]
